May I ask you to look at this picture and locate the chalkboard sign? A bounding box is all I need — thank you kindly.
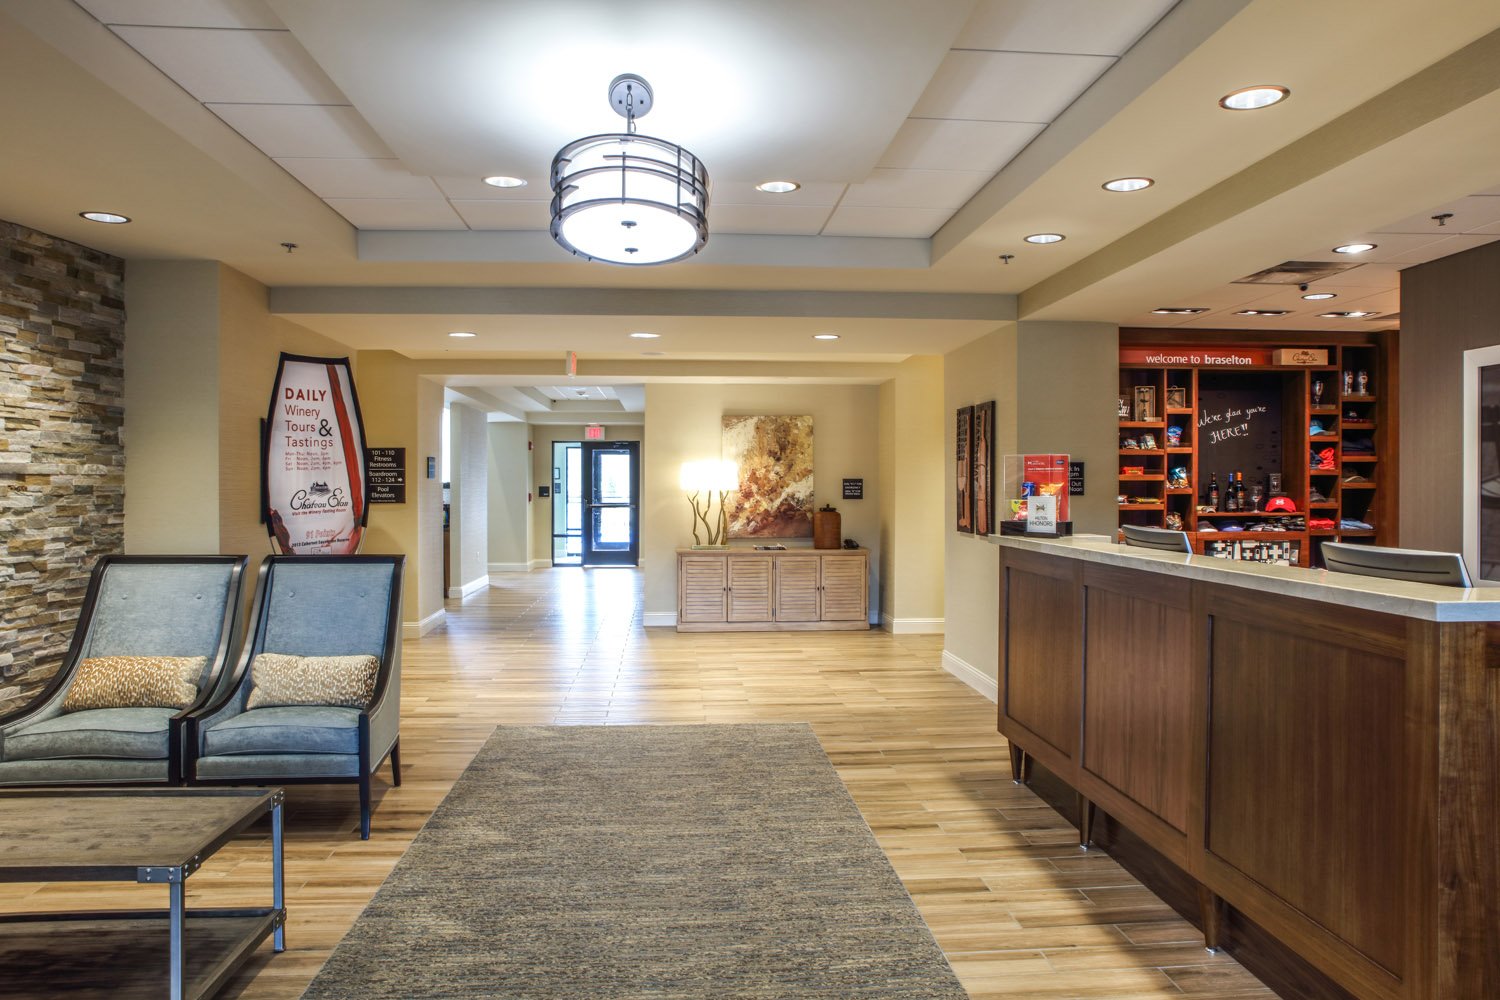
[842,478,864,500]
[1196,373,1283,498]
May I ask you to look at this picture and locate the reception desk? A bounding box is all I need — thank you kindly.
[993,535,1500,1000]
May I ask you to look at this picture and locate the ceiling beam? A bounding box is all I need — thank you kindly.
[271,285,1015,321]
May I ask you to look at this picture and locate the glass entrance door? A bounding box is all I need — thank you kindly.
[582,441,639,566]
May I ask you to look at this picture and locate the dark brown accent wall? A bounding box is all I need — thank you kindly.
[0,220,125,713]
[1399,238,1500,550]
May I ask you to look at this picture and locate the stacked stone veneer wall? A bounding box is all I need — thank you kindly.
[0,221,125,714]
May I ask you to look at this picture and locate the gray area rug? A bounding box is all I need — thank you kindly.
[300,724,968,999]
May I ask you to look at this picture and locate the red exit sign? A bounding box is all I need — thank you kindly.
[584,425,604,440]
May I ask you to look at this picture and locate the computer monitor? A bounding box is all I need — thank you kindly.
[1320,542,1472,588]
[1121,525,1192,554]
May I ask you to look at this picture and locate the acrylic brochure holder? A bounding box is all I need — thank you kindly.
[999,453,1073,537]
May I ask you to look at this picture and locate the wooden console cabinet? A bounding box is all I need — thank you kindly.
[676,548,868,631]
[996,536,1500,1000]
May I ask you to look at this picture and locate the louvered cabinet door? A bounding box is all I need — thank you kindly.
[726,557,773,622]
[818,554,867,622]
[774,556,821,622]
[678,555,728,623]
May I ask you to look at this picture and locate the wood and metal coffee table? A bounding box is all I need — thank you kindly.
[0,787,285,1000]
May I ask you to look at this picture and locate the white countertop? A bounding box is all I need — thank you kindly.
[987,533,1500,622]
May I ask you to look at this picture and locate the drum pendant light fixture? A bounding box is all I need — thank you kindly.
[550,74,710,265]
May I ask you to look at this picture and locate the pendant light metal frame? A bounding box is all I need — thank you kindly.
[550,74,710,266]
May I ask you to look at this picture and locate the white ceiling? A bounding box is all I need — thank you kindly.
[72,0,1174,240]
[3,0,1500,381]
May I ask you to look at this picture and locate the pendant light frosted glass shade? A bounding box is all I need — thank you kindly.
[550,132,710,265]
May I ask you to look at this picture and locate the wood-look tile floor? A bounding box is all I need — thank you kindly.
[0,568,1274,999]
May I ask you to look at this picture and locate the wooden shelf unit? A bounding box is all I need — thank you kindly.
[1119,331,1397,566]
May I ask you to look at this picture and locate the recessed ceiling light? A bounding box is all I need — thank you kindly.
[448,331,477,338]
[1102,177,1153,193]
[1302,292,1337,301]
[482,175,527,188]
[756,180,800,194]
[1332,243,1377,254]
[628,332,660,339]
[1218,85,1290,111]
[79,211,129,224]
[1151,307,1208,315]
[1234,309,1291,317]
[813,333,840,340]
[1024,233,1065,244]
[1318,311,1377,319]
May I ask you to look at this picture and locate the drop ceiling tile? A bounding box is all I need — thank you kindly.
[207,104,391,158]
[878,118,1044,173]
[711,204,835,236]
[1383,234,1500,265]
[840,169,991,210]
[1304,263,1401,288]
[323,199,466,231]
[1373,196,1500,235]
[434,176,547,201]
[956,0,1177,56]
[449,200,551,230]
[821,206,954,238]
[75,0,284,28]
[711,182,849,207]
[110,25,345,103]
[912,50,1116,123]
[274,157,440,199]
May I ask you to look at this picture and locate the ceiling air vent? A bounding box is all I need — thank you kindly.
[1233,260,1366,285]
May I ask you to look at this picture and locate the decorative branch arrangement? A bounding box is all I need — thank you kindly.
[686,488,731,546]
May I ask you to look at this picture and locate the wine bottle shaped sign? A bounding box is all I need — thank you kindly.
[262,353,369,554]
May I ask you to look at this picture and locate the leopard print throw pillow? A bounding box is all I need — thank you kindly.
[246,653,380,710]
[62,656,206,712]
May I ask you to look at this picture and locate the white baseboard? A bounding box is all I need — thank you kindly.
[447,575,490,600]
[487,561,529,574]
[642,611,677,628]
[942,649,997,703]
[881,613,945,635]
[528,558,551,570]
[403,608,447,639]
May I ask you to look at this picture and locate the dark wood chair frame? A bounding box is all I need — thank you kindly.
[184,554,404,839]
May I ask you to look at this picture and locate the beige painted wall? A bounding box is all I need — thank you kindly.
[122,260,222,553]
[486,421,530,569]
[355,351,444,632]
[216,265,357,559]
[1016,321,1119,535]
[447,402,489,593]
[124,261,354,557]
[883,356,945,629]
[640,383,881,625]
[942,326,1019,688]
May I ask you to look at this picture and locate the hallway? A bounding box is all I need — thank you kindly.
[0,568,1272,998]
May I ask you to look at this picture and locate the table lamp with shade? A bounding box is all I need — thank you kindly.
[680,459,738,548]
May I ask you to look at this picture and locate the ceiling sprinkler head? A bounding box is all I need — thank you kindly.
[1432,213,1454,227]
[998,254,1014,265]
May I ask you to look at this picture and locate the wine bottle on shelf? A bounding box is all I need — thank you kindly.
[1224,472,1237,511]
[1208,473,1220,510]
[1235,472,1247,511]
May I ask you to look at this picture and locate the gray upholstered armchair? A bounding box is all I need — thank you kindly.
[0,555,248,786]
[186,554,404,839]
